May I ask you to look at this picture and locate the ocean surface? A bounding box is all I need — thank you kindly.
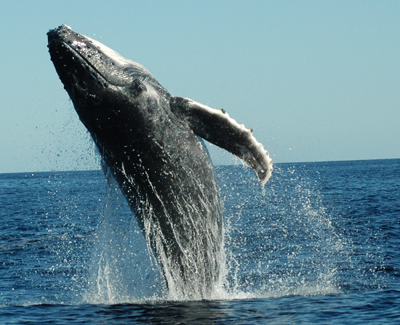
[0,159,399,323]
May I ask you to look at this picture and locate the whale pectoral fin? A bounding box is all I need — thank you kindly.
[170,96,273,185]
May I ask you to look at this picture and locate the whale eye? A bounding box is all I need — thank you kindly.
[129,79,147,97]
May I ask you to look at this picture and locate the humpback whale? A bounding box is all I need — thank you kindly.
[47,25,272,299]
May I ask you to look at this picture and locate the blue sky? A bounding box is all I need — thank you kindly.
[1,1,399,173]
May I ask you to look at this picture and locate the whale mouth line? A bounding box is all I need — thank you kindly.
[48,38,114,86]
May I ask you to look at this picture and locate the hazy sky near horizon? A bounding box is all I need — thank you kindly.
[1,1,399,173]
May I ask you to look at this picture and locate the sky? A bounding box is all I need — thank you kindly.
[1,1,399,173]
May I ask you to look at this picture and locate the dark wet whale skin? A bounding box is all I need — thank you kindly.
[47,25,272,299]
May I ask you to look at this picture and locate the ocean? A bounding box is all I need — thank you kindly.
[0,159,399,323]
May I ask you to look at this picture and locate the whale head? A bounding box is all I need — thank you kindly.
[47,25,169,144]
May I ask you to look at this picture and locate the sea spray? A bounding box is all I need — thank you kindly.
[219,164,348,298]
[84,167,227,302]
[85,164,351,303]
[84,170,164,304]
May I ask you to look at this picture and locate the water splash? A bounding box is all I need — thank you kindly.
[84,164,351,303]
[219,164,348,299]
[84,167,227,303]
[84,172,164,304]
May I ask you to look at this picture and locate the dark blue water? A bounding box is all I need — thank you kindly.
[0,159,399,323]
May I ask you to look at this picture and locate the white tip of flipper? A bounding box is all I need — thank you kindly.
[169,96,273,185]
